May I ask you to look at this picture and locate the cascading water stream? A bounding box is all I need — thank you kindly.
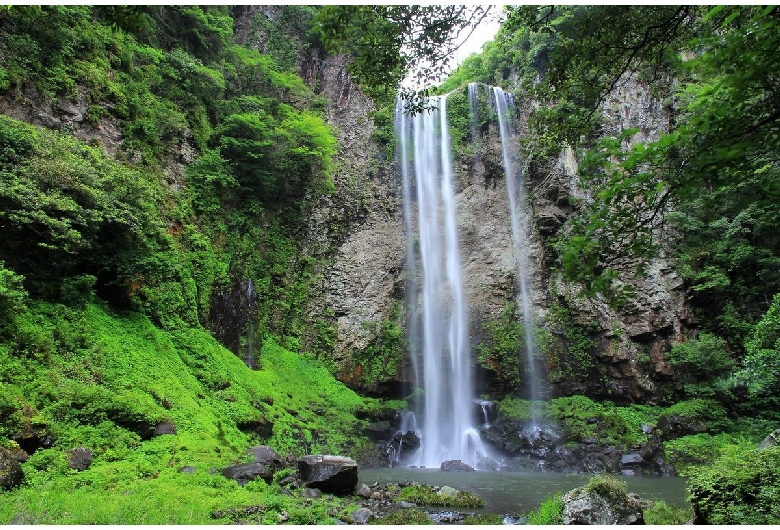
[490,86,541,426]
[397,95,482,468]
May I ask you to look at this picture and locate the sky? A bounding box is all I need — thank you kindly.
[402,7,503,90]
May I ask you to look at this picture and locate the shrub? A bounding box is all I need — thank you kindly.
[643,500,692,525]
[687,445,780,524]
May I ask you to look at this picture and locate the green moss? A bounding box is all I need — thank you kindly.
[541,302,599,384]
[397,485,484,509]
[372,508,432,525]
[0,302,378,524]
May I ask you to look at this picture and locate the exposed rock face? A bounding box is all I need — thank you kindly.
[297,454,359,495]
[0,447,24,489]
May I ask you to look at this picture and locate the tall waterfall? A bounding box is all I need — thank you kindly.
[489,85,541,424]
[396,95,481,468]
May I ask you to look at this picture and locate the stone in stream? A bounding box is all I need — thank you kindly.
[440,459,474,472]
[297,455,358,495]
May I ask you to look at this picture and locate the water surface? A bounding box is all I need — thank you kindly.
[359,468,689,515]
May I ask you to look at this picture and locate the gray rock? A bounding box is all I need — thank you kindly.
[0,447,24,489]
[759,429,780,450]
[438,485,459,497]
[246,445,285,474]
[562,486,644,525]
[350,507,373,524]
[222,462,273,485]
[302,487,322,498]
[364,421,393,441]
[440,459,474,472]
[152,421,177,437]
[179,466,196,473]
[297,455,358,495]
[355,483,372,499]
[67,447,92,471]
[621,453,644,465]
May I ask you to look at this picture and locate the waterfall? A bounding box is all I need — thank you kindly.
[245,279,257,370]
[397,95,481,468]
[490,86,541,424]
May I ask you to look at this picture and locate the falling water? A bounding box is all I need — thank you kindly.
[491,87,540,425]
[397,95,481,468]
[245,279,257,369]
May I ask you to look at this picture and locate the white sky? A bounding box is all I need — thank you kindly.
[402,7,503,90]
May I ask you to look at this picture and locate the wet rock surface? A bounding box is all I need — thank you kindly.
[298,455,359,495]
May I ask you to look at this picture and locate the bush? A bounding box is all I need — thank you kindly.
[687,445,780,524]
[643,500,692,525]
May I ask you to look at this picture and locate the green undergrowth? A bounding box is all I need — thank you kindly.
[397,485,485,509]
[0,301,380,524]
[371,508,432,525]
[525,493,564,525]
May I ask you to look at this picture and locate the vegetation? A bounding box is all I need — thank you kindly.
[2,3,779,525]
[525,493,564,525]
[397,484,484,509]
[688,445,780,524]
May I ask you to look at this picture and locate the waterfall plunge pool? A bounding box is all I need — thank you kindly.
[359,468,690,515]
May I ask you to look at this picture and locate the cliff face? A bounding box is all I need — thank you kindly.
[230,6,690,402]
[2,7,689,403]
[297,49,689,401]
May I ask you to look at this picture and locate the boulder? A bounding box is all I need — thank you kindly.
[247,445,285,474]
[350,507,373,524]
[355,483,372,499]
[302,487,323,498]
[562,485,644,525]
[0,447,24,489]
[222,462,274,485]
[440,459,474,472]
[759,429,780,450]
[297,455,358,495]
[67,447,92,471]
[657,414,707,440]
[152,421,177,437]
[364,421,394,441]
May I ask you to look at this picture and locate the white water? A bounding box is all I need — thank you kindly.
[491,86,540,424]
[397,95,482,468]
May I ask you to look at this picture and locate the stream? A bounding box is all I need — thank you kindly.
[359,468,690,515]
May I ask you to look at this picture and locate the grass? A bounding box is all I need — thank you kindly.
[0,301,383,524]
[397,485,485,509]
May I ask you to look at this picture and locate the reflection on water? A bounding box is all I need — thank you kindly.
[359,468,690,515]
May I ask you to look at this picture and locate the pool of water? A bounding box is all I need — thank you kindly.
[359,468,690,515]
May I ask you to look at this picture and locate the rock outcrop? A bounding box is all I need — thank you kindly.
[562,486,645,525]
[0,447,24,489]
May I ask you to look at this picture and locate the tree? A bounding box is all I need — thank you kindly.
[314,5,494,109]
